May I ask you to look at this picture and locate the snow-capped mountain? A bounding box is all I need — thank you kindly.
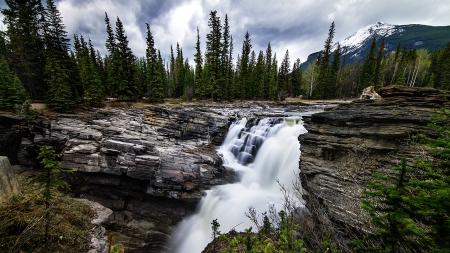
[332,22,403,58]
[302,22,450,69]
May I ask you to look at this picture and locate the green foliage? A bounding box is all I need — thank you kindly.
[1,0,47,99]
[31,146,71,203]
[215,209,308,253]
[145,23,164,103]
[358,109,450,252]
[44,55,74,112]
[357,158,429,252]
[0,56,32,116]
[0,174,93,253]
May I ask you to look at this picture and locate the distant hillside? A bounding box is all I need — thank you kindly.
[301,22,450,70]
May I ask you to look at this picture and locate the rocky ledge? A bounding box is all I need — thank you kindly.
[299,86,450,239]
[1,102,326,253]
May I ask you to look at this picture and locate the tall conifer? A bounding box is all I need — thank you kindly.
[145,23,164,102]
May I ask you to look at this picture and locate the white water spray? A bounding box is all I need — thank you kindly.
[171,115,310,253]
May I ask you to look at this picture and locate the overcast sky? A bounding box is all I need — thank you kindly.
[1,0,449,66]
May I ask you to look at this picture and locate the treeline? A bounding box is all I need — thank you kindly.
[306,22,450,99]
[1,1,450,114]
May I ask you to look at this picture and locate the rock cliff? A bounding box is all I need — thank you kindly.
[299,86,450,238]
[2,102,321,252]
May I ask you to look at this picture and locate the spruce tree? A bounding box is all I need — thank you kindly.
[413,109,450,250]
[396,47,408,86]
[194,27,204,98]
[2,0,46,99]
[145,23,164,103]
[104,12,117,96]
[238,31,252,99]
[264,42,272,99]
[254,50,265,99]
[437,43,450,90]
[328,44,341,98]
[157,50,168,98]
[248,50,256,98]
[279,50,291,98]
[204,10,222,100]
[45,55,73,112]
[219,14,231,101]
[316,22,335,99]
[0,56,30,114]
[358,158,429,253]
[31,146,71,250]
[291,58,303,97]
[359,37,377,92]
[84,39,103,107]
[268,54,278,100]
[114,17,138,100]
[227,35,234,101]
[374,39,385,90]
[175,43,185,97]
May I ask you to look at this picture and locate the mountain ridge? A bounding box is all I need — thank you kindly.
[301,22,450,70]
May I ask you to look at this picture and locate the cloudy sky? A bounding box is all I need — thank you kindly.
[1,0,449,66]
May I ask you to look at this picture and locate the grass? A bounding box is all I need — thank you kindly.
[0,175,94,253]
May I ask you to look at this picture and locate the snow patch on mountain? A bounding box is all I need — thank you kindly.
[332,22,404,55]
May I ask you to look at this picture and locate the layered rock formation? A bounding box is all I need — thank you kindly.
[3,102,322,252]
[299,86,450,238]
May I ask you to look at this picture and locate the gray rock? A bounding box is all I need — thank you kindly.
[0,156,20,204]
[77,199,113,253]
[299,86,450,239]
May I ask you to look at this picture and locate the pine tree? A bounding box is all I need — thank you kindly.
[359,37,377,92]
[279,50,291,98]
[45,55,73,112]
[358,158,429,253]
[389,41,402,85]
[145,23,164,103]
[316,22,335,99]
[104,12,117,96]
[248,50,256,98]
[175,42,184,97]
[114,16,138,100]
[413,109,450,250]
[84,39,103,107]
[31,146,71,250]
[328,44,341,98]
[204,10,222,100]
[436,43,450,90]
[227,35,234,101]
[291,58,303,97]
[254,50,265,99]
[1,0,46,99]
[194,27,204,98]
[0,31,7,58]
[264,43,272,99]
[238,31,252,99]
[396,47,408,86]
[0,56,30,114]
[374,39,385,90]
[358,109,450,252]
[219,14,231,101]
[43,0,75,111]
[268,54,278,100]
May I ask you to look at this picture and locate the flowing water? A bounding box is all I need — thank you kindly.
[171,112,314,253]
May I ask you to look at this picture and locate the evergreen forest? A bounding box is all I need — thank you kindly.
[1,1,450,114]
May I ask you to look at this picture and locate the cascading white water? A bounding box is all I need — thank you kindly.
[171,115,310,253]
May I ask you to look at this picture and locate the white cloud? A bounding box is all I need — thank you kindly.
[1,0,449,66]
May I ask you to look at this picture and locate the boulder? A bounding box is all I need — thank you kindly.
[0,156,20,204]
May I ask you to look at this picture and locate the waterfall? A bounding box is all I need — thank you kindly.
[171,114,310,253]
